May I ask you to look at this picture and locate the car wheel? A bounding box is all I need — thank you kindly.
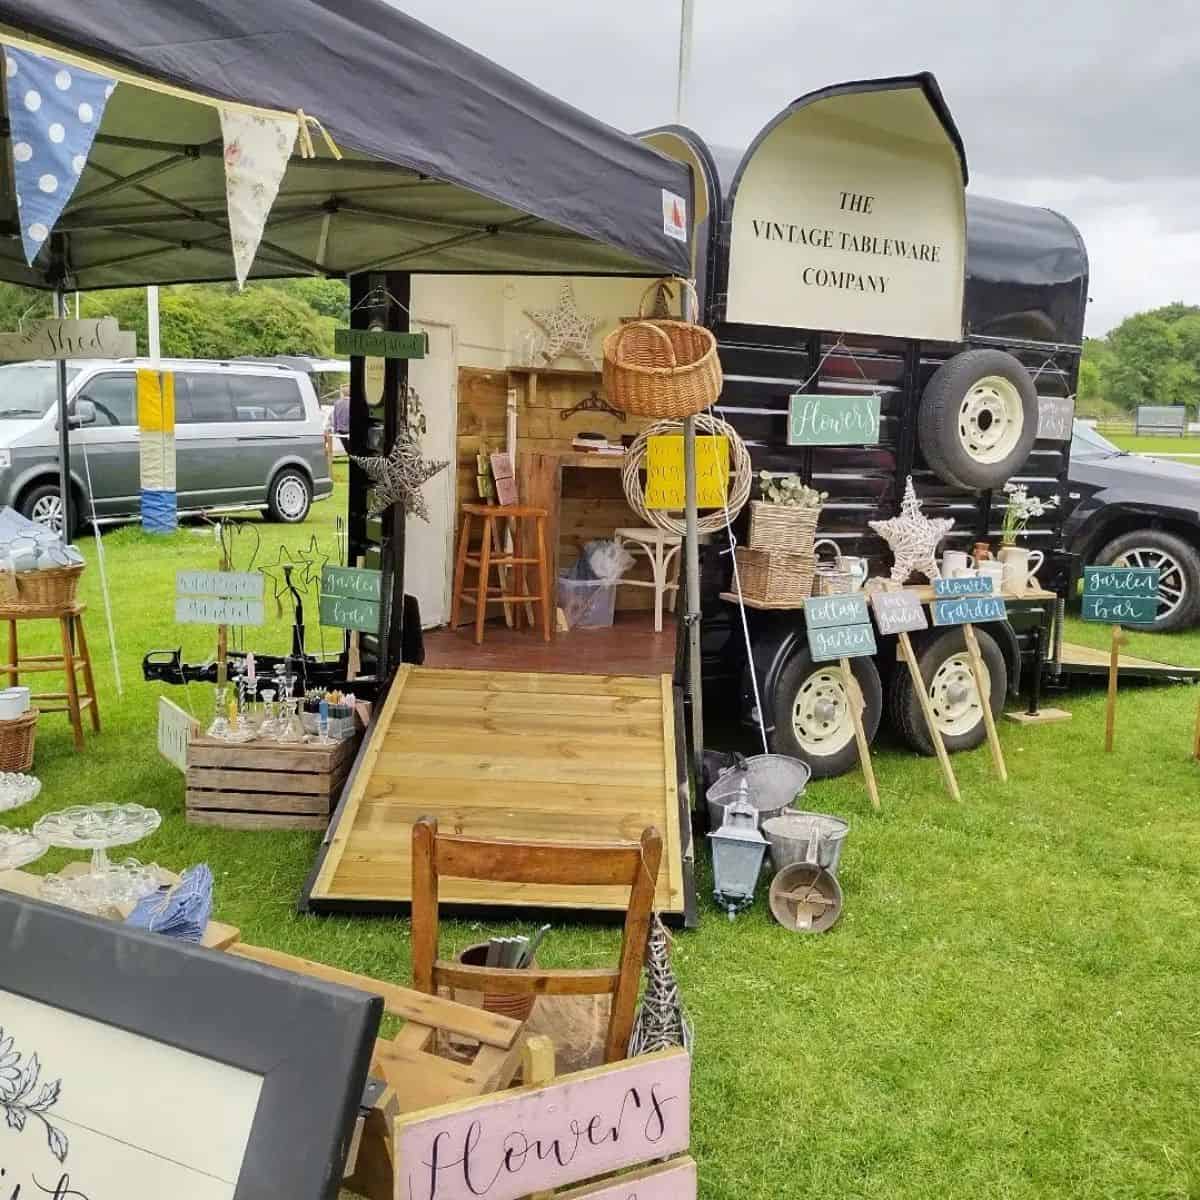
[888,627,1007,754]
[267,468,312,523]
[771,647,882,778]
[1096,529,1200,633]
[19,483,75,539]
[918,349,1039,491]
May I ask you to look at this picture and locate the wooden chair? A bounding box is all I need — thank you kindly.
[411,817,663,1064]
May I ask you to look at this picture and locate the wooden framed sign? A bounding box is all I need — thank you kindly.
[175,570,265,627]
[395,1048,691,1200]
[788,392,881,446]
[644,435,730,509]
[0,317,136,362]
[334,328,427,359]
[1037,394,1075,442]
[931,593,1007,626]
[1081,565,1160,625]
[320,565,383,633]
[804,593,876,662]
[0,892,381,1200]
[869,589,927,636]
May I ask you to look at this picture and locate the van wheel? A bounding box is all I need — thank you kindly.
[771,648,882,778]
[20,483,75,539]
[1097,529,1200,633]
[267,469,312,523]
[918,349,1039,490]
[888,627,1006,754]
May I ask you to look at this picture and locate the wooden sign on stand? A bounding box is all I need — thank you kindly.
[1081,564,1160,752]
[805,593,880,810]
[931,579,1008,782]
[871,589,961,802]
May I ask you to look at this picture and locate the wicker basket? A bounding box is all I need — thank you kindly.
[747,502,820,555]
[0,564,84,616]
[735,547,814,606]
[812,539,856,595]
[0,710,37,772]
[602,282,721,419]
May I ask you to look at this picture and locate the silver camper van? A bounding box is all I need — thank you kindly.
[0,358,333,534]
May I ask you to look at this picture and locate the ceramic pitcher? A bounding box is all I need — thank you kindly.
[998,546,1043,595]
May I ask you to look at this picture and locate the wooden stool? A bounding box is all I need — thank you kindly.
[1,603,100,751]
[614,527,682,633]
[452,504,551,644]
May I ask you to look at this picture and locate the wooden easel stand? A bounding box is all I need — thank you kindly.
[897,630,961,801]
[962,623,1007,782]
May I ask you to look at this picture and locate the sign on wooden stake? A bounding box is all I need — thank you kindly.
[157,697,198,773]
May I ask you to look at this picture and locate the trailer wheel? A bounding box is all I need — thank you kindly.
[771,648,882,778]
[888,627,1007,754]
[1096,529,1200,633]
[918,350,1039,490]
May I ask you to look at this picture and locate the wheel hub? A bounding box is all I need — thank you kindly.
[1113,547,1186,620]
[277,478,306,518]
[929,653,989,738]
[792,669,855,756]
[958,375,1023,465]
[31,494,64,535]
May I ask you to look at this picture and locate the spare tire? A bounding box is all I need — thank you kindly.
[918,349,1039,491]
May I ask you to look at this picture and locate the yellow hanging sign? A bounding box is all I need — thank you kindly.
[644,435,731,509]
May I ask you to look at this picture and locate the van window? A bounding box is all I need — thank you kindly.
[78,373,137,426]
[177,374,234,424]
[0,364,81,418]
[229,376,306,422]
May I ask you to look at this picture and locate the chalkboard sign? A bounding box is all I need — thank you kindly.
[334,328,427,359]
[320,565,382,632]
[805,593,877,662]
[175,570,265,626]
[933,576,994,597]
[870,590,928,635]
[1081,565,1160,625]
[788,393,881,446]
[932,594,1008,626]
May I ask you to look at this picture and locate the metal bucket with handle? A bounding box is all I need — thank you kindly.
[768,820,844,933]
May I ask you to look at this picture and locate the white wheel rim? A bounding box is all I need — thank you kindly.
[276,477,307,519]
[31,494,63,534]
[791,668,856,757]
[958,375,1024,465]
[1113,547,1185,620]
[930,652,990,738]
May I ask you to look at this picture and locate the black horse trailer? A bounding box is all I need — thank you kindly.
[643,73,1089,777]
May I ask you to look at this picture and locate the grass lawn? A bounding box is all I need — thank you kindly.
[6,474,1200,1199]
[1105,432,1200,456]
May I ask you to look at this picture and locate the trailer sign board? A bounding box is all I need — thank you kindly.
[1081,565,1160,625]
[805,593,877,662]
[788,393,881,446]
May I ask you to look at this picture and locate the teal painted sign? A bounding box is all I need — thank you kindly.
[319,565,383,633]
[788,393,881,446]
[933,576,994,597]
[334,328,428,359]
[805,592,876,662]
[932,594,1008,626]
[1081,565,1160,625]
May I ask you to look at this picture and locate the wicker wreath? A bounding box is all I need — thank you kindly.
[621,412,752,534]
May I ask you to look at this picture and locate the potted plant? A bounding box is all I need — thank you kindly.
[997,482,1059,593]
[748,471,828,554]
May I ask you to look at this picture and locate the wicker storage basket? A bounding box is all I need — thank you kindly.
[735,547,814,606]
[0,710,37,772]
[0,564,84,616]
[747,502,820,555]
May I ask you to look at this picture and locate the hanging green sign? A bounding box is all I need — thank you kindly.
[319,565,383,632]
[1081,565,1160,625]
[788,393,881,446]
[334,328,428,359]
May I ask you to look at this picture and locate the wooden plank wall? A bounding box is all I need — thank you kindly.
[456,368,662,610]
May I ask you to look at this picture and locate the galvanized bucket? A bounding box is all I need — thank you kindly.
[705,753,812,832]
[761,810,849,875]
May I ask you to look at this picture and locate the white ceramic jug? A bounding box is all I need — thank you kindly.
[998,546,1044,595]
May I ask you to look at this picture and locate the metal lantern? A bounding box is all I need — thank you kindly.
[707,793,768,919]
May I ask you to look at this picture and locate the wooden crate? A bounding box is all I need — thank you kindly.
[186,734,360,830]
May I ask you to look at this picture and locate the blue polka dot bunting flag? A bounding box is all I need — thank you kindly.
[3,46,116,266]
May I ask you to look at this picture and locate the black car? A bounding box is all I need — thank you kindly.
[1065,421,1200,632]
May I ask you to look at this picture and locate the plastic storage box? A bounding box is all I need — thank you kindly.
[558,574,617,629]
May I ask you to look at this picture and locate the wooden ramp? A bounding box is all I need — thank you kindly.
[1060,641,1200,682]
[303,666,691,922]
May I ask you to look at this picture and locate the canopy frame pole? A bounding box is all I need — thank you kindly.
[683,413,704,785]
[50,265,73,541]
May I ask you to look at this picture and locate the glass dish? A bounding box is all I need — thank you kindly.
[0,772,41,813]
[0,827,47,871]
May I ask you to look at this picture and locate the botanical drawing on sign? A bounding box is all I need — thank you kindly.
[0,1027,69,1163]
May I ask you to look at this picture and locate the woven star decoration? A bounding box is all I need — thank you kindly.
[352,428,448,522]
[525,281,602,369]
[869,476,955,583]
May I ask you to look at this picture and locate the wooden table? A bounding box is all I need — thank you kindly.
[720,585,1058,610]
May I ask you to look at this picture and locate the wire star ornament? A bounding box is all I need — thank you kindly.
[352,427,449,522]
[869,476,955,583]
[525,281,602,369]
[293,534,330,591]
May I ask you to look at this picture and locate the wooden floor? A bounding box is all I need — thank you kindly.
[1059,640,1200,680]
[305,664,688,919]
[422,612,677,678]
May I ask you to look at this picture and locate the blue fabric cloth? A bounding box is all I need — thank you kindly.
[140,488,177,533]
[126,864,213,942]
[4,46,116,265]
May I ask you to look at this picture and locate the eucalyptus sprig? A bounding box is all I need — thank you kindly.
[758,471,828,510]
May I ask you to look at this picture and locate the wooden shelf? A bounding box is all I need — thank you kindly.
[558,451,625,468]
[720,585,1058,612]
[506,366,600,378]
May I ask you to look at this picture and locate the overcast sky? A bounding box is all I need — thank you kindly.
[392,0,1200,338]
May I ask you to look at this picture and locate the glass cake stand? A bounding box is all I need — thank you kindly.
[33,803,163,912]
[0,827,48,871]
[0,772,42,814]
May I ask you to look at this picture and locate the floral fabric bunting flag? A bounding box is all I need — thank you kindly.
[3,46,116,265]
[219,108,299,288]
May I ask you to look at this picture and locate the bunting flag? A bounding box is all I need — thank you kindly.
[219,108,299,287]
[138,369,177,532]
[3,46,116,265]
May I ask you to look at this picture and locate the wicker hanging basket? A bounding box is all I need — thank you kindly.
[603,280,722,419]
[0,710,37,773]
[0,564,85,618]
